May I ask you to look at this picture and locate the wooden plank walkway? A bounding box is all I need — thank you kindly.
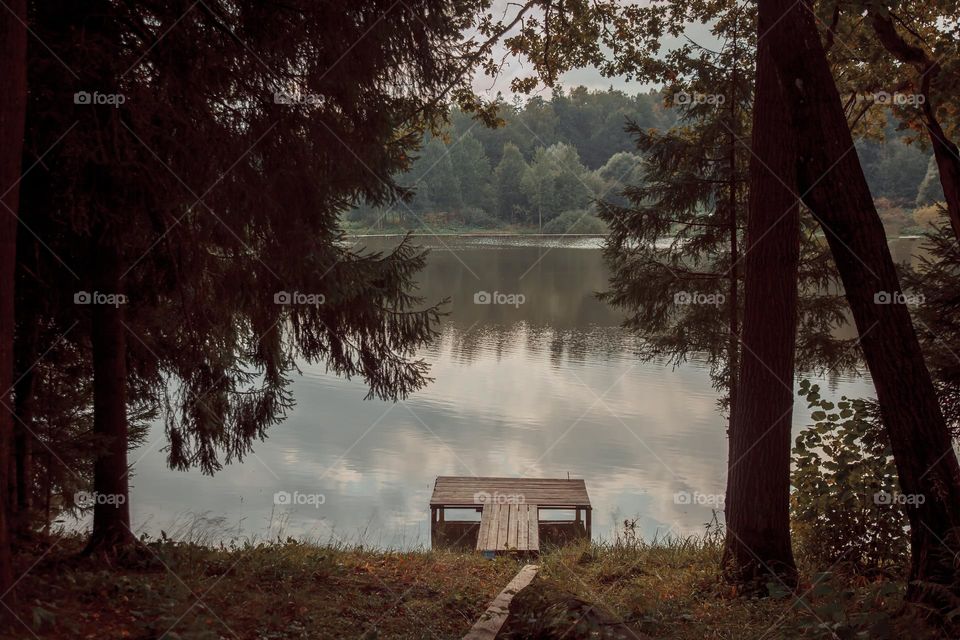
[462,564,539,640]
[476,502,539,552]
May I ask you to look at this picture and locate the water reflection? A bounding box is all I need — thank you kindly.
[127,236,888,547]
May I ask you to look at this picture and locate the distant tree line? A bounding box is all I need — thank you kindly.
[347,86,942,235]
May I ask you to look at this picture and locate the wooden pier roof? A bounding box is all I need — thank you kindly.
[429,476,591,508]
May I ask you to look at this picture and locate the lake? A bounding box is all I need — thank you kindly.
[119,236,924,547]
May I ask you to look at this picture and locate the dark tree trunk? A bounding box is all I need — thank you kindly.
[84,242,133,553]
[723,21,742,512]
[763,0,960,610]
[722,25,800,588]
[921,106,960,242]
[12,320,38,539]
[0,0,28,591]
[869,8,960,243]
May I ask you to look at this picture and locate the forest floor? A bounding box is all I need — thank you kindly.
[0,533,936,639]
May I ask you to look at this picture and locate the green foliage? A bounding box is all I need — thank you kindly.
[351,87,673,229]
[600,5,857,410]
[522,143,598,225]
[494,142,531,222]
[775,574,902,640]
[460,207,499,229]
[449,133,494,213]
[21,0,464,479]
[599,4,753,404]
[856,130,933,204]
[594,151,643,207]
[413,136,463,212]
[542,210,607,235]
[791,380,909,574]
[904,223,960,434]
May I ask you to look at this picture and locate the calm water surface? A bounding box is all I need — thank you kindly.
[123,236,923,547]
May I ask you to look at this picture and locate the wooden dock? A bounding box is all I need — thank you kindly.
[477,502,539,553]
[429,476,592,554]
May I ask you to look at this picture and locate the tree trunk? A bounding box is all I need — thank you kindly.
[763,0,960,610]
[868,8,960,243]
[12,320,38,539]
[723,21,741,513]
[84,242,133,553]
[0,0,29,591]
[921,104,960,242]
[722,25,799,589]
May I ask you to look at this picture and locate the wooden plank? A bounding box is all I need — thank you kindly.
[507,503,519,550]
[487,503,500,551]
[463,564,539,640]
[496,502,510,551]
[517,503,528,550]
[477,504,497,551]
[476,502,542,553]
[475,504,492,551]
[529,505,539,551]
[517,504,530,551]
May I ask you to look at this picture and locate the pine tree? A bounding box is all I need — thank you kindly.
[599,4,854,586]
[494,142,530,222]
[20,0,479,553]
[599,6,851,420]
[762,0,960,610]
[450,133,494,214]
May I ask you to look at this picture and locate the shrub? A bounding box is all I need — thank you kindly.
[790,380,909,574]
[913,202,947,231]
[542,209,607,234]
[460,206,499,229]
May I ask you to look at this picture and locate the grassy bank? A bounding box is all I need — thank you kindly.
[340,222,592,236]
[1,533,933,639]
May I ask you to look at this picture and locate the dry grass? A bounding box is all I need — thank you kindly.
[0,530,937,639]
[527,532,929,640]
[2,534,518,639]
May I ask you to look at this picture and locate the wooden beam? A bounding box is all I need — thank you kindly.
[462,564,539,640]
